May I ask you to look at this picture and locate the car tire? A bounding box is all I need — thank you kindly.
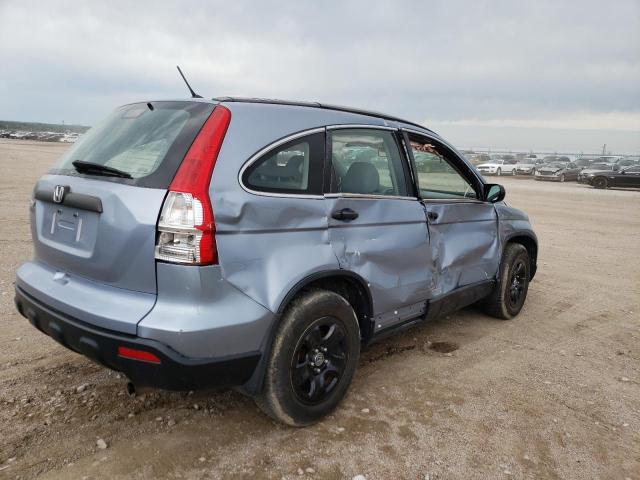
[593,177,607,189]
[255,289,360,427]
[560,174,565,182]
[480,243,530,320]
[531,168,536,175]
[496,168,502,176]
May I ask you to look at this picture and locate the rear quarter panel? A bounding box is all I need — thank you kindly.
[211,102,392,313]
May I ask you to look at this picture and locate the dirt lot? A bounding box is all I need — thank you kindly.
[1,139,639,480]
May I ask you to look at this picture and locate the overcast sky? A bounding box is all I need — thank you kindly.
[1,0,639,153]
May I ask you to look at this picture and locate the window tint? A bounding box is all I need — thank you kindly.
[243,132,324,195]
[329,129,409,197]
[409,136,477,199]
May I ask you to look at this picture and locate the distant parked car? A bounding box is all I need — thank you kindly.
[476,155,518,176]
[573,158,594,169]
[534,162,580,182]
[614,158,639,168]
[514,158,545,175]
[577,163,615,183]
[466,153,491,166]
[540,155,571,164]
[589,165,640,189]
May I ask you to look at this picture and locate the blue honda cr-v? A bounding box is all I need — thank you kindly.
[15,97,537,426]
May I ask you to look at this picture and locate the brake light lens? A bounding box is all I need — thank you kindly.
[155,106,231,265]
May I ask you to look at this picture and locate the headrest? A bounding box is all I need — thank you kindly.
[341,161,380,194]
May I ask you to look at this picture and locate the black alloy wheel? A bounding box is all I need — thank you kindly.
[593,177,607,189]
[255,289,360,426]
[290,317,348,405]
[479,242,530,320]
[506,259,527,311]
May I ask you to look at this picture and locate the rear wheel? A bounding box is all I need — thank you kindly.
[255,290,360,426]
[593,177,608,189]
[480,243,530,320]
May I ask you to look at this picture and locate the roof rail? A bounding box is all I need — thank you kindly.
[212,97,435,135]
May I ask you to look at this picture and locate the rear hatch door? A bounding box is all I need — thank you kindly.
[27,101,215,332]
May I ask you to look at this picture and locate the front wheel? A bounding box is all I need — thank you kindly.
[255,290,360,426]
[593,177,607,189]
[496,168,502,176]
[560,174,566,182]
[480,243,530,320]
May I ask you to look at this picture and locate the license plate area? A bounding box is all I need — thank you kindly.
[39,203,99,256]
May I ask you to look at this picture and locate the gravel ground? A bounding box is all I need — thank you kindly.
[1,139,639,480]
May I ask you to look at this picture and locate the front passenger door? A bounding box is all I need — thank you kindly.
[405,132,500,299]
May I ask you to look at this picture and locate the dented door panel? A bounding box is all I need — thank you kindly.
[326,196,433,324]
[423,201,500,296]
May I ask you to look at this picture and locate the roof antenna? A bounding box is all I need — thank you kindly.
[176,65,202,98]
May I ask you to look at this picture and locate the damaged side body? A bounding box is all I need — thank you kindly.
[209,103,536,345]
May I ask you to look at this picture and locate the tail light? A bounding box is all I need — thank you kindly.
[155,106,231,265]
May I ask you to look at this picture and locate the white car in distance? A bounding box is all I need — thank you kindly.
[476,155,519,176]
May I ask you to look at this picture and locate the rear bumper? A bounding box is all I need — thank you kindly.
[15,286,261,390]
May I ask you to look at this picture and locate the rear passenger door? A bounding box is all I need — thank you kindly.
[325,127,434,334]
[404,131,500,297]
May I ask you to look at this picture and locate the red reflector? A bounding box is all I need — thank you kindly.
[117,346,161,364]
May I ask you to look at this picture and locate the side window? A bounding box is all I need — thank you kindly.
[329,129,409,197]
[243,132,324,195]
[408,135,477,200]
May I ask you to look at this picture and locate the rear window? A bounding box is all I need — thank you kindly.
[51,101,215,188]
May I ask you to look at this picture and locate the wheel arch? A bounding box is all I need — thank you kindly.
[276,270,374,338]
[504,233,538,280]
[241,270,374,395]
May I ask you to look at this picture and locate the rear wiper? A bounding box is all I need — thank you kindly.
[72,160,133,179]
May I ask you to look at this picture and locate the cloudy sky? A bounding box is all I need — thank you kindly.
[1,0,639,153]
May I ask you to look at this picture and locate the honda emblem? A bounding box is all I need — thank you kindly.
[53,185,67,203]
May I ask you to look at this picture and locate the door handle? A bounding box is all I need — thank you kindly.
[427,211,439,221]
[332,208,359,221]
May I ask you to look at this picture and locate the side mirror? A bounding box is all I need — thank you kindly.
[484,184,505,203]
